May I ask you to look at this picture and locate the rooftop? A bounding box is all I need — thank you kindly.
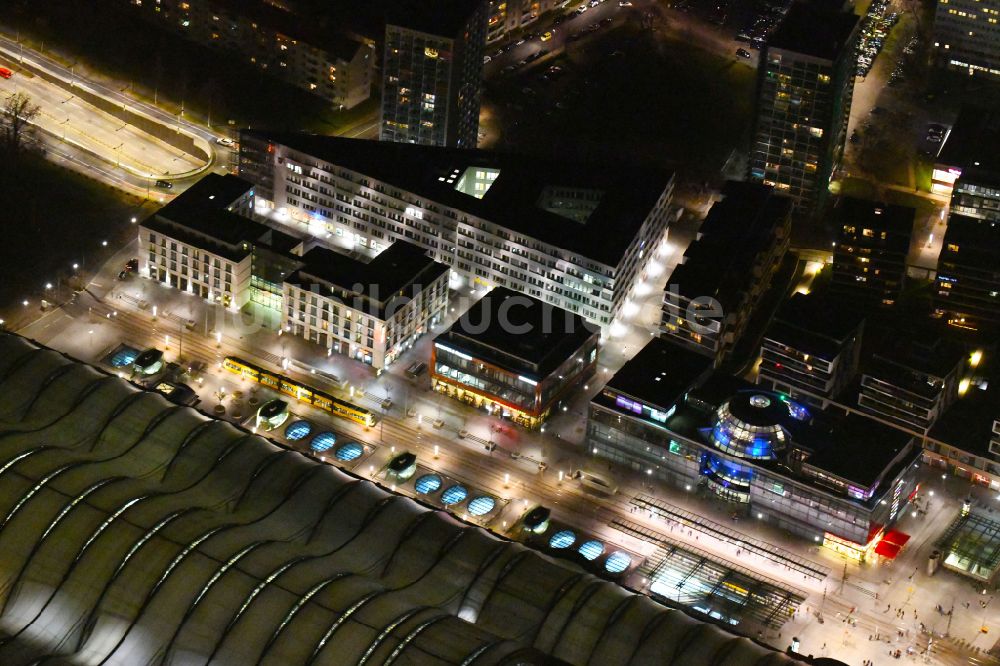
[669,181,791,305]
[941,214,1000,268]
[436,287,599,379]
[384,0,484,36]
[930,365,999,459]
[286,241,449,319]
[863,327,966,396]
[602,338,715,410]
[242,130,673,267]
[141,174,301,262]
[936,106,1000,181]
[763,293,865,361]
[768,1,860,61]
[834,196,914,252]
[802,413,915,488]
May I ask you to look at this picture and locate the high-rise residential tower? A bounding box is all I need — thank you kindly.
[381,0,487,148]
[749,1,861,216]
[932,0,1000,79]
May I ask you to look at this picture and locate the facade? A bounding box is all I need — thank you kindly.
[239,131,674,327]
[660,182,791,365]
[123,0,375,109]
[139,174,303,310]
[935,215,1000,328]
[381,0,487,148]
[758,293,865,407]
[0,332,817,666]
[431,288,599,428]
[930,107,1000,214]
[589,338,920,559]
[831,197,913,306]
[932,0,1000,79]
[283,242,449,369]
[487,0,560,41]
[858,333,966,433]
[749,1,860,215]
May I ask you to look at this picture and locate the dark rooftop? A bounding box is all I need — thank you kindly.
[385,0,484,36]
[241,130,673,267]
[768,1,860,61]
[941,215,1000,268]
[834,196,914,251]
[803,413,914,488]
[602,338,715,410]
[936,106,1000,180]
[669,181,791,305]
[764,293,865,361]
[930,358,998,459]
[141,174,301,262]
[865,327,966,389]
[437,288,599,379]
[286,241,449,319]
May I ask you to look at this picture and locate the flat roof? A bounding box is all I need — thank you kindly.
[834,196,914,252]
[669,181,791,305]
[286,241,449,318]
[385,0,483,36]
[768,1,860,61]
[941,215,1000,269]
[436,288,598,378]
[802,413,914,488]
[930,366,999,459]
[602,338,715,410]
[242,130,673,268]
[141,174,301,262]
[764,293,865,361]
[865,326,966,386]
[936,106,1000,179]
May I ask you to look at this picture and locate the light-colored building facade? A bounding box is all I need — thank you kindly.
[933,0,1000,79]
[239,131,675,327]
[282,243,449,369]
[124,0,375,109]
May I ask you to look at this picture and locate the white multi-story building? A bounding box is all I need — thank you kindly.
[239,131,675,327]
[139,174,303,310]
[282,242,449,368]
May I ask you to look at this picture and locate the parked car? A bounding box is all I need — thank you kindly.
[215,137,234,147]
[155,180,173,189]
[736,48,751,59]
[406,362,428,378]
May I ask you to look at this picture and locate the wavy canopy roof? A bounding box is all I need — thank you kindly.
[0,333,811,666]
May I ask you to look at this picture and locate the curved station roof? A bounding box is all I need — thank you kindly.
[0,333,813,665]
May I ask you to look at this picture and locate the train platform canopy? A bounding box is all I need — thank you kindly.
[937,512,1000,583]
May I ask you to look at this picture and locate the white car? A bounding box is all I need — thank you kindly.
[216,137,235,147]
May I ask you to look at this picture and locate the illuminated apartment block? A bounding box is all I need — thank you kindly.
[381,0,487,148]
[749,1,860,215]
[831,197,913,307]
[933,0,1000,79]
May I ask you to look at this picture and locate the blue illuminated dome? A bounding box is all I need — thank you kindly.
[284,420,312,441]
[467,495,496,516]
[605,551,632,573]
[441,485,468,505]
[310,432,336,452]
[708,391,807,459]
[578,540,604,561]
[334,442,363,462]
[549,530,576,549]
[415,474,442,494]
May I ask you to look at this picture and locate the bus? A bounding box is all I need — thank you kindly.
[222,356,376,427]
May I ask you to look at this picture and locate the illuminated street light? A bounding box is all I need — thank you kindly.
[45,283,53,290]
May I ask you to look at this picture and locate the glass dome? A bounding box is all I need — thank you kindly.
[284,420,312,441]
[414,474,442,494]
[467,495,496,516]
[549,530,576,549]
[310,432,336,452]
[709,392,792,459]
[441,485,468,505]
[605,551,632,573]
[578,540,605,561]
[334,442,363,462]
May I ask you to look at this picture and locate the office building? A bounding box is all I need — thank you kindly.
[758,293,865,407]
[431,287,599,428]
[123,0,375,110]
[589,338,921,559]
[0,331,813,666]
[283,241,449,369]
[931,107,1000,216]
[858,331,966,433]
[381,0,487,148]
[660,182,791,364]
[925,354,1000,488]
[139,174,303,310]
[831,197,913,306]
[239,131,674,327]
[932,0,1000,79]
[935,215,1000,328]
[749,1,861,215]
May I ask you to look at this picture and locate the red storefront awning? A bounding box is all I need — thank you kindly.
[883,529,911,548]
[874,540,902,559]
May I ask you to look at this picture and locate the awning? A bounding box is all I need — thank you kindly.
[883,529,911,548]
[874,540,902,559]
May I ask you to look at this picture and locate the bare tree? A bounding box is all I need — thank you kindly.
[1,92,41,152]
